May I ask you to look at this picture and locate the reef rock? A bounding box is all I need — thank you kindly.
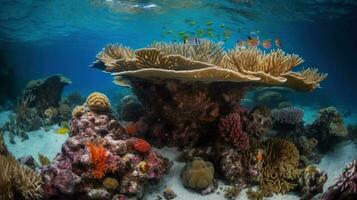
[41,93,171,199]
[22,74,71,110]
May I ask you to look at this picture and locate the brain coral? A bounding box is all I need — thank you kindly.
[181,157,215,191]
[86,92,111,112]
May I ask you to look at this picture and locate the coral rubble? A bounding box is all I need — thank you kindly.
[41,93,171,199]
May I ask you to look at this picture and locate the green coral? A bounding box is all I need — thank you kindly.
[181,157,215,191]
[258,138,302,197]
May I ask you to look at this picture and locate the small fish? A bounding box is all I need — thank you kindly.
[262,39,272,49]
[56,127,69,135]
[255,149,265,162]
[275,37,283,48]
[126,122,139,135]
[247,36,260,47]
[184,37,203,45]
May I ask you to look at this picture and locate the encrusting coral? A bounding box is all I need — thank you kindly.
[0,154,44,200]
[86,92,111,112]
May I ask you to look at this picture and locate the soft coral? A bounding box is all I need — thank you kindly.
[87,142,110,179]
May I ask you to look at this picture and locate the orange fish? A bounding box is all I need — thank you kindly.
[275,38,283,48]
[256,149,265,162]
[126,122,139,135]
[247,36,260,47]
[262,39,272,49]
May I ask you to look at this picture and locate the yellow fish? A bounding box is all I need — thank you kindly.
[56,127,69,135]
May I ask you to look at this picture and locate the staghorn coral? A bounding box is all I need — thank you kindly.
[86,92,111,112]
[308,106,348,152]
[258,138,301,196]
[181,157,215,192]
[322,159,357,200]
[92,40,326,91]
[218,112,250,150]
[0,155,43,200]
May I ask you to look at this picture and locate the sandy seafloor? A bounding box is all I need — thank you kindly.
[1,105,357,200]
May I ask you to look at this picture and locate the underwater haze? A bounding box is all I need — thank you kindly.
[1,1,357,200]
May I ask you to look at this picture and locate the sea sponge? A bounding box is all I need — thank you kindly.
[86,92,111,112]
[103,177,119,190]
[181,157,215,191]
[258,138,301,196]
[133,138,151,154]
[0,155,43,200]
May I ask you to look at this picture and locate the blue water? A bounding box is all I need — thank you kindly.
[1,0,357,107]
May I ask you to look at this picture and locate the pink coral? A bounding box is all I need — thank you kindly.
[218,112,250,150]
[323,159,357,200]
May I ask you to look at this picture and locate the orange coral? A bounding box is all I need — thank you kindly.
[133,139,151,154]
[87,142,110,179]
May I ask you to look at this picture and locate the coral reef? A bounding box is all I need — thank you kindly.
[41,93,171,199]
[22,74,71,110]
[181,157,216,193]
[218,112,250,150]
[298,165,328,200]
[322,159,357,200]
[0,154,44,200]
[308,106,348,152]
[86,92,111,112]
[272,106,304,127]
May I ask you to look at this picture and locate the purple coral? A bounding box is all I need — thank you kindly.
[323,159,357,200]
[272,107,304,125]
[218,112,250,150]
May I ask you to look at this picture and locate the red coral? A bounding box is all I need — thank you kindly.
[133,139,151,154]
[87,142,109,179]
[218,112,250,150]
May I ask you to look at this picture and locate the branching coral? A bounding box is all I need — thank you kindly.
[87,142,111,179]
[86,92,111,112]
[0,155,43,200]
[258,138,301,196]
[323,159,357,200]
[218,112,250,150]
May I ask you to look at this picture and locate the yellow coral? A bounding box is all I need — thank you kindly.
[86,92,111,112]
[181,157,215,190]
[72,105,86,118]
[102,177,119,190]
[258,138,302,196]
